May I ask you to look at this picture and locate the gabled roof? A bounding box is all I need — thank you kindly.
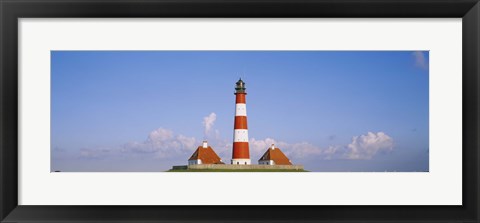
[258,147,292,165]
[188,146,224,164]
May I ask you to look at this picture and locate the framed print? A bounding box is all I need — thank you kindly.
[19,21,454,206]
[1,0,479,222]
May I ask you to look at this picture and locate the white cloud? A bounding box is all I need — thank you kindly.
[148,128,174,142]
[345,132,394,160]
[202,113,217,136]
[412,51,428,69]
[198,112,232,159]
[125,128,196,159]
[74,112,224,161]
[76,127,197,161]
[322,145,343,160]
[249,137,277,157]
[286,142,323,159]
[73,112,392,165]
[249,138,322,160]
[248,132,393,161]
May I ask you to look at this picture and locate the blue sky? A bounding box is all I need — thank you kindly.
[51,51,429,172]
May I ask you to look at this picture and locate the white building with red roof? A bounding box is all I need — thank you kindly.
[258,144,293,165]
[188,141,224,165]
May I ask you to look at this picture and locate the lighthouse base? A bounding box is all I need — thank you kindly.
[170,164,305,172]
[231,159,251,165]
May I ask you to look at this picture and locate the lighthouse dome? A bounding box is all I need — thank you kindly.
[236,78,245,85]
[235,78,246,93]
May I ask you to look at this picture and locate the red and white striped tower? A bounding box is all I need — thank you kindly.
[231,78,251,165]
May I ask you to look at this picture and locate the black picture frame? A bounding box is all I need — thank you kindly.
[1,0,479,222]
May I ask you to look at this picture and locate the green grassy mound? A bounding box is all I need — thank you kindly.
[167,169,309,172]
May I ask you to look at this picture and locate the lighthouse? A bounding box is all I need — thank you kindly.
[231,78,251,165]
